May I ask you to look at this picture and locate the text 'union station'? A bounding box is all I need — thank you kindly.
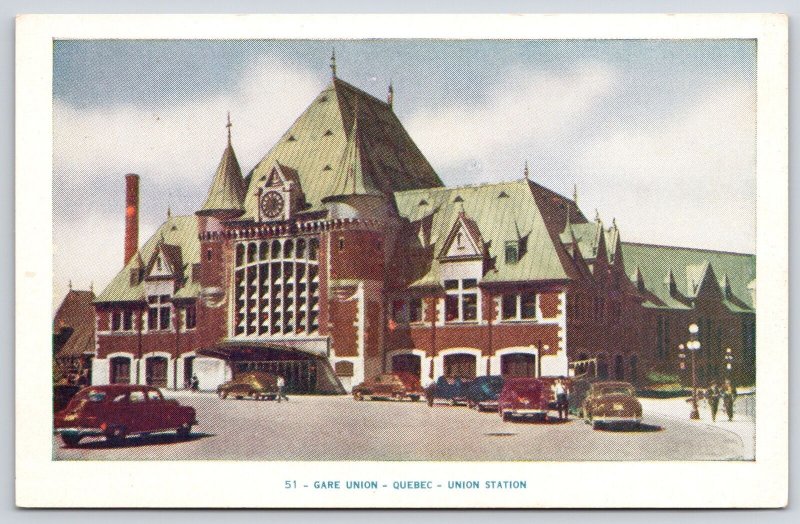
[70,72,755,394]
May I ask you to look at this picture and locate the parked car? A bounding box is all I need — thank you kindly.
[217,372,281,400]
[582,381,643,429]
[352,372,424,401]
[466,375,504,411]
[426,376,471,406]
[53,385,197,447]
[568,377,596,416]
[497,377,550,421]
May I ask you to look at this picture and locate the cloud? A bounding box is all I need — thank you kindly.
[571,80,756,253]
[54,55,324,189]
[406,63,620,181]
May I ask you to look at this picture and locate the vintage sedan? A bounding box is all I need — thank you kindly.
[54,385,197,447]
[582,381,643,429]
[466,375,504,411]
[217,372,281,400]
[352,372,424,401]
[497,377,550,421]
[426,376,471,406]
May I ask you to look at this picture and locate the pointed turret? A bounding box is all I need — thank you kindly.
[197,113,246,217]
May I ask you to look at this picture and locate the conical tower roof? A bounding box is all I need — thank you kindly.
[198,115,245,217]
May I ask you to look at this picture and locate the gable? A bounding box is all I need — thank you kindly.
[440,217,483,259]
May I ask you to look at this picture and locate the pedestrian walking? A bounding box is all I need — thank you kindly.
[276,375,289,403]
[706,381,721,422]
[722,379,737,421]
[190,374,200,392]
[554,378,569,420]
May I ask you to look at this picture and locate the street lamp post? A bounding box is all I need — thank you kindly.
[686,323,701,420]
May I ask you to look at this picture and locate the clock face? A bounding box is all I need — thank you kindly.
[260,191,285,219]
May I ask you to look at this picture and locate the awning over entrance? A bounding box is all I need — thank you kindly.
[197,340,345,395]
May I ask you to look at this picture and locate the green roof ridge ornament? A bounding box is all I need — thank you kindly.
[330,48,337,78]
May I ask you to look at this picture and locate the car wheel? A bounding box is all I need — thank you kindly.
[592,420,602,430]
[502,411,512,422]
[427,395,434,407]
[410,395,420,402]
[176,424,191,440]
[106,426,127,446]
[60,433,82,448]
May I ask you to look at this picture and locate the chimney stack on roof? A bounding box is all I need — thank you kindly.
[124,173,139,267]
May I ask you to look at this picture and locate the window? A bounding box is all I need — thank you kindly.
[338,237,344,251]
[392,300,406,322]
[147,295,172,331]
[610,301,622,324]
[147,390,162,401]
[505,241,519,264]
[444,279,479,322]
[185,305,196,330]
[501,292,537,321]
[129,391,146,403]
[409,298,423,323]
[111,311,121,331]
[122,310,133,331]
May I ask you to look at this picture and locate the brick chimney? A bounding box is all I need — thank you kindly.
[124,173,139,266]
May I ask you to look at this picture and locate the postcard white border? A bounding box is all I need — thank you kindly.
[15,13,788,508]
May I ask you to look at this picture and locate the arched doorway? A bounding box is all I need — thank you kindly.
[597,354,609,379]
[629,355,638,384]
[391,353,422,379]
[500,353,537,377]
[110,356,131,384]
[443,353,476,380]
[146,356,168,387]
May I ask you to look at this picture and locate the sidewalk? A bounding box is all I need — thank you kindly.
[639,393,755,460]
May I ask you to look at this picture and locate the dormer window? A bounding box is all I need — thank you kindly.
[444,279,478,323]
[505,241,519,264]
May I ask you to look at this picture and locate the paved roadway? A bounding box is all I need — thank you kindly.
[53,392,746,461]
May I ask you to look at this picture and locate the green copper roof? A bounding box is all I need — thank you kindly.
[241,78,442,219]
[326,108,384,199]
[620,242,755,313]
[199,140,246,215]
[394,179,576,286]
[95,215,200,303]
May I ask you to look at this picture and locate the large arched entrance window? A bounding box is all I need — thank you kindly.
[500,353,537,377]
[110,356,131,384]
[146,356,168,387]
[443,353,476,380]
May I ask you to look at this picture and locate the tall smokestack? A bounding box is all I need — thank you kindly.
[124,173,139,266]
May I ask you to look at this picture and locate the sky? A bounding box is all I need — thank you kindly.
[52,39,757,310]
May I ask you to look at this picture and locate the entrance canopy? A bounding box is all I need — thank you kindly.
[197,340,344,394]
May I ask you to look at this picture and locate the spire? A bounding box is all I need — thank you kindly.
[68,280,72,291]
[197,114,246,217]
[524,160,530,180]
[573,183,578,205]
[387,81,394,108]
[595,208,601,222]
[330,48,337,78]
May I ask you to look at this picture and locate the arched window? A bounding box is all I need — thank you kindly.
[629,355,638,383]
[259,241,269,260]
[271,239,281,258]
[247,242,256,263]
[597,354,609,379]
[283,239,294,258]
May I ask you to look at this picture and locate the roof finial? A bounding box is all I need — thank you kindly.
[612,217,617,228]
[524,160,530,180]
[68,279,72,290]
[330,48,337,78]
[226,111,232,145]
[595,208,601,222]
[573,183,578,205]
[565,200,572,228]
[90,281,94,292]
[387,80,394,109]
[167,205,171,219]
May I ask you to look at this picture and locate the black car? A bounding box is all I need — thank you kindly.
[466,375,505,411]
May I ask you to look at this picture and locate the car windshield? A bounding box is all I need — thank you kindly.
[86,391,106,402]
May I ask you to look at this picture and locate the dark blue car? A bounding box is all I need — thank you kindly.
[426,376,471,406]
[466,375,505,411]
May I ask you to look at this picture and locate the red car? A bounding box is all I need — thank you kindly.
[497,377,550,421]
[352,372,424,401]
[54,385,198,447]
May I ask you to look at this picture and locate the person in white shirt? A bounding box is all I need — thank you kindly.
[276,375,289,403]
[554,378,568,420]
